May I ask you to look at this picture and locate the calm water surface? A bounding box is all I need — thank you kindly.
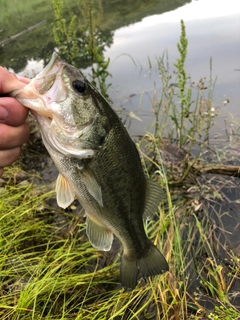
[105,0,240,135]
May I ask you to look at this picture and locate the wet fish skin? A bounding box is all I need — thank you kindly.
[11,53,169,289]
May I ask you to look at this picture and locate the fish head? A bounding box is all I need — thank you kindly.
[12,52,109,159]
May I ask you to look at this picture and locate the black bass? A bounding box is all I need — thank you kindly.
[12,52,168,289]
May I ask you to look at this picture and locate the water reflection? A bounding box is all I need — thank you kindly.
[0,0,190,70]
[105,2,240,135]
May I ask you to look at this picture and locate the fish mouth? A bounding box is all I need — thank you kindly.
[13,52,96,159]
[11,52,66,115]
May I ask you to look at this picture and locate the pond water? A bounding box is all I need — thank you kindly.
[1,0,240,136]
[106,0,240,135]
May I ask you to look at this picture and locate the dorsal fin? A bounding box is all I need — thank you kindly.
[143,178,166,221]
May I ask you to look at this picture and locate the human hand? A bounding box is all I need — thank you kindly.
[0,67,30,177]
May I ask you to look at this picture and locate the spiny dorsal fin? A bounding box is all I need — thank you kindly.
[78,165,103,207]
[86,215,113,251]
[143,177,166,221]
[55,173,75,208]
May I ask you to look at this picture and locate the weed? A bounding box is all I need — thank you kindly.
[52,0,79,63]
[208,305,239,320]
[173,19,192,146]
[52,0,112,99]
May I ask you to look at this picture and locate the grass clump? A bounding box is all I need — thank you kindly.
[0,166,120,319]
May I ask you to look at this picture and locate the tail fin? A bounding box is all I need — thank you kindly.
[120,243,169,290]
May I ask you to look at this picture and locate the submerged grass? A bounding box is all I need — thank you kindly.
[0,19,240,320]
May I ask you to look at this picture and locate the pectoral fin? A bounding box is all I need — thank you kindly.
[55,173,75,208]
[143,178,166,221]
[86,215,113,251]
[79,165,103,207]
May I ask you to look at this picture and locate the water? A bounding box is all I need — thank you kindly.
[1,0,239,136]
[104,0,240,134]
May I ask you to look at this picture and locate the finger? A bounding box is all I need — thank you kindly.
[15,75,30,84]
[0,97,29,126]
[0,67,29,93]
[0,147,21,167]
[0,168,3,177]
[0,123,29,149]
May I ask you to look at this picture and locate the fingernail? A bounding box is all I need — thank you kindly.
[0,106,8,120]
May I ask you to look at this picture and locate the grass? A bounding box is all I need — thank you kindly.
[0,19,240,320]
[1,148,239,319]
[0,164,169,319]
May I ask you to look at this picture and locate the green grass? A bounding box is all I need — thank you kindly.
[0,165,170,319]
[1,155,239,319]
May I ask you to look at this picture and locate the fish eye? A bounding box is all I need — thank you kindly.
[72,80,87,95]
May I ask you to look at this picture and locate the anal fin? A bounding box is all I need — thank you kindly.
[86,215,113,251]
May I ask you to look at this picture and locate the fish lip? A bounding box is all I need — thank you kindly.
[36,52,61,79]
[29,54,66,117]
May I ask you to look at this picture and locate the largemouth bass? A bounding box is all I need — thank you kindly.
[12,52,168,289]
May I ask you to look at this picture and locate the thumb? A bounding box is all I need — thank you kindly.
[0,67,29,93]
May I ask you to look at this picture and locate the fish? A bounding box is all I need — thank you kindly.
[11,52,169,289]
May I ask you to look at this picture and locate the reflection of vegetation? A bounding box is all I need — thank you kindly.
[0,0,190,71]
[52,0,112,97]
[76,0,112,97]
